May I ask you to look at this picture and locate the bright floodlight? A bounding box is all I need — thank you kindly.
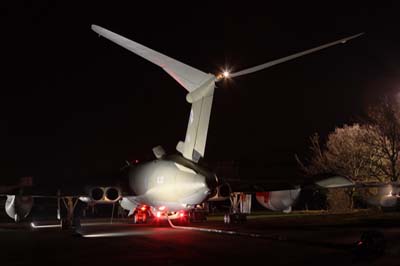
[216,70,231,80]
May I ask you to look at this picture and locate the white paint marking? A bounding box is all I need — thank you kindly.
[167,217,283,240]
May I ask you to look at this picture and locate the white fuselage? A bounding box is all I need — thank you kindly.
[128,159,211,211]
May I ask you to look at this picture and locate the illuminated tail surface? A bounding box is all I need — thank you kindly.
[92,25,363,162]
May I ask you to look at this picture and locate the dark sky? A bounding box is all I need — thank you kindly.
[3,2,400,184]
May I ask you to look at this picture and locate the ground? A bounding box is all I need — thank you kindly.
[1,211,400,265]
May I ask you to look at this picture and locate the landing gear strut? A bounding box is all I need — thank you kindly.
[133,209,148,224]
[60,196,80,230]
[224,192,252,224]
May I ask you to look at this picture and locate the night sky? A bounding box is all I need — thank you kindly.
[3,2,400,185]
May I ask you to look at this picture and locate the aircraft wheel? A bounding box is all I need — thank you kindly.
[183,217,190,225]
[133,214,139,224]
[72,217,81,229]
[224,213,230,224]
[61,218,71,230]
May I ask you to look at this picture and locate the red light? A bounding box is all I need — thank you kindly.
[156,211,161,218]
[179,211,184,217]
[141,206,146,211]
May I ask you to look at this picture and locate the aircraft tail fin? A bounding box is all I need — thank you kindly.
[177,77,215,161]
[92,25,363,163]
[92,25,216,162]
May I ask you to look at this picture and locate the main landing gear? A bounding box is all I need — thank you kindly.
[131,207,209,225]
[60,196,80,230]
[132,207,149,224]
[133,211,148,224]
[223,192,252,224]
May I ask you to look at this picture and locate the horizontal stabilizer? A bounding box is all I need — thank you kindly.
[229,33,364,78]
[92,25,363,163]
[91,25,211,92]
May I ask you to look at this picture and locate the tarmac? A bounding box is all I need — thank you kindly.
[1,211,400,266]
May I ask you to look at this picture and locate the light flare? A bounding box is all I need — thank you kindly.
[216,69,231,80]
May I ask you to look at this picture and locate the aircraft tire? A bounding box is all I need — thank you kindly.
[224,213,230,224]
[61,218,71,230]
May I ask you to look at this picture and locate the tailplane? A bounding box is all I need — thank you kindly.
[92,25,215,162]
[91,25,210,93]
[92,24,363,162]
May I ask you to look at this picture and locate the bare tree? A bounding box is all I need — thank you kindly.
[297,98,400,211]
[365,98,400,183]
[326,188,352,213]
[297,124,387,211]
[298,124,385,182]
[296,133,329,176]
[326,124,387,182]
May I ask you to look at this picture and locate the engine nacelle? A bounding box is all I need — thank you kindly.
[256,188,301,213]
[80,186,122,204]
[5,195,33,222]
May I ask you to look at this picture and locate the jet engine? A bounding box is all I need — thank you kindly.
[5,195,33,222]
[80,186,122,204]
[105,187,120,201]
[256,188,301,213]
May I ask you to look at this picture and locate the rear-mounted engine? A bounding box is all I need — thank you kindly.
[85,186,122,203]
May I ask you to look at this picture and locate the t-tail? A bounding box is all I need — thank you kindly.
[91,25,363,162]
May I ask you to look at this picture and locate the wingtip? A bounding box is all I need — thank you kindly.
[348,32,364,39]
[91,24,104,34]
[91,24,99,31]
[341,32,365,44]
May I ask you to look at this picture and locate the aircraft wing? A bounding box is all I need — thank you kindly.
[15,182,136,198]
[222,173,354,193]
[0,173,134,199]
[0,177,34,195]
